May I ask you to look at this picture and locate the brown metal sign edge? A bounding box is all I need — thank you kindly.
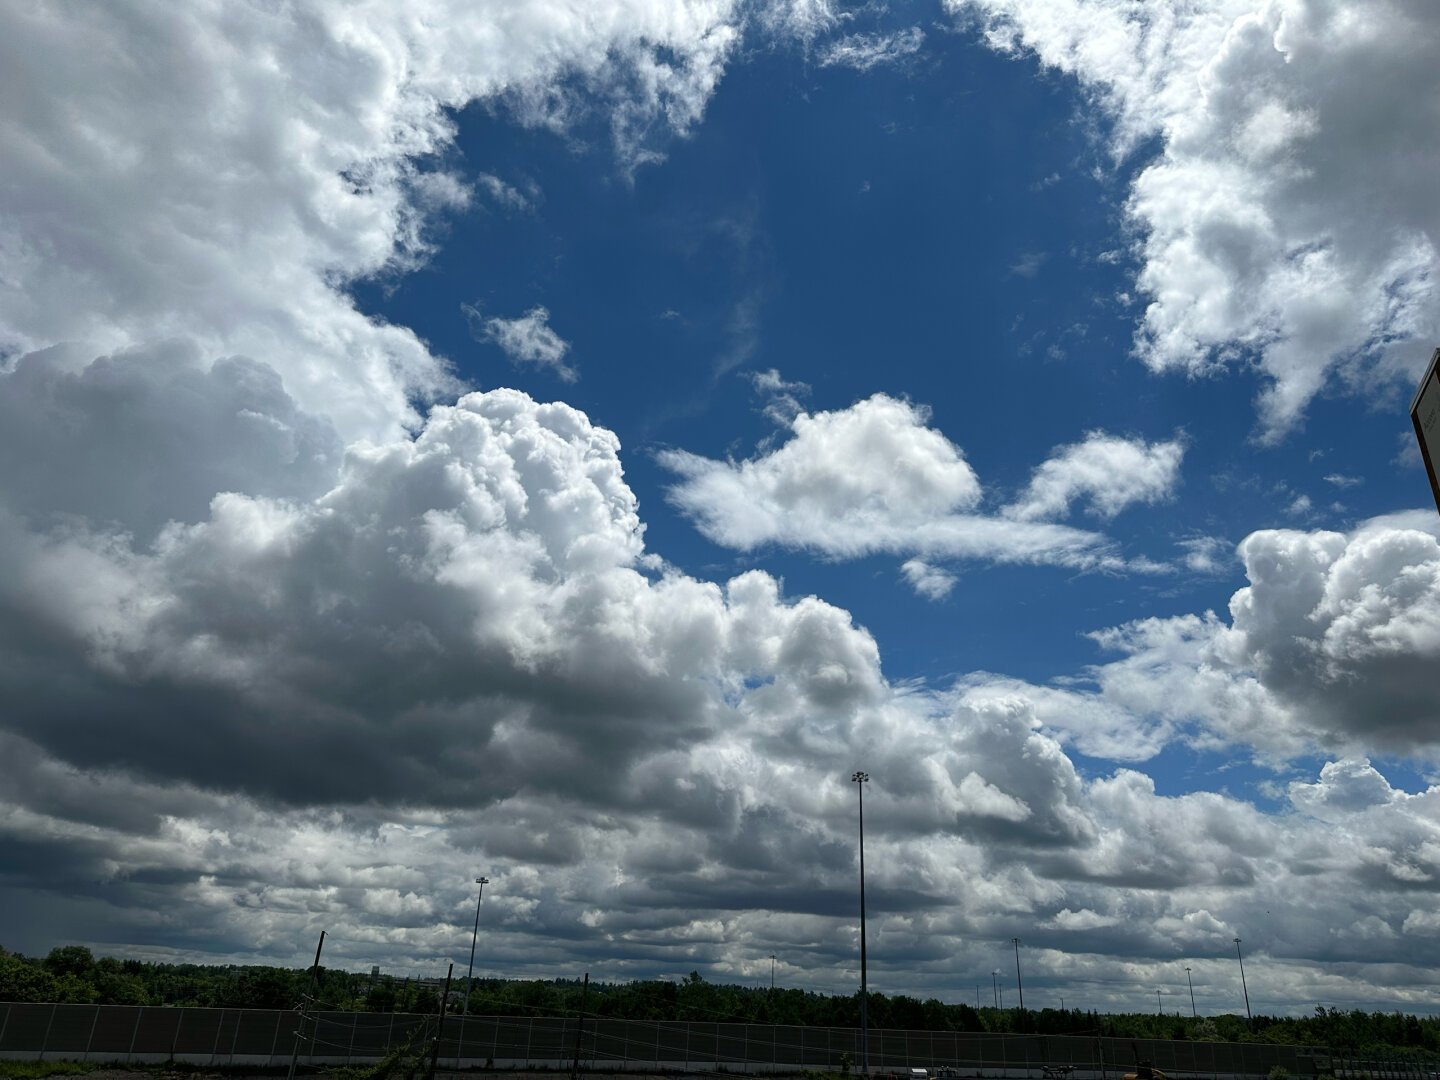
[1409,345,1440,516]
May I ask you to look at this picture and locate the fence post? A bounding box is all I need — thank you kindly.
[229,1007,242,1065]
[39,1003,57,1062]
[211,1009,226,1065]
[85,1004,101,1061]
[127,1006,144,1064]
[0,1004,10,1053]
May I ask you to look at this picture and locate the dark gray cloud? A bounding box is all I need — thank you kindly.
[0,342,342,539]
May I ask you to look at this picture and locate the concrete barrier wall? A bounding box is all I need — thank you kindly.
[0,1002,1403,1079]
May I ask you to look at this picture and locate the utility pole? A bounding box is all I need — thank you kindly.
[427,964,453,1080]
[571,973,590,1080]
[464,877,489,1015]
[1185,967,1196,1018]
[1233,938,1252,1025]
[852,771,870,1078]
[287,930,325,1080]
[1013,937,1025,1025]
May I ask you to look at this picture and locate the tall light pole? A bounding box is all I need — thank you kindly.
[991,970,999,1009]
[852,771,870,1078]
[464,876,489,1016]
[770,954,777,992]
[1012,937,1025,1014]
[1233,938,1252,1024]
[1185,967,1196,1018]
[1156,988,1164,1015]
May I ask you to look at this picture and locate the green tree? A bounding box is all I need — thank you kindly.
[0,951,58,1002]
[43,945,96,980]
[92,957,149,1006]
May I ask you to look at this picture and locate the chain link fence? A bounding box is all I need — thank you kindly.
[1,1002,1425,1080]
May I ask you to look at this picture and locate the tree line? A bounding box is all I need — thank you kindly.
[3,944,1437,1057]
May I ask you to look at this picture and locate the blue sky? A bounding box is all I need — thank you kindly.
[358,9,1420,734]
[4,0,1440,1017]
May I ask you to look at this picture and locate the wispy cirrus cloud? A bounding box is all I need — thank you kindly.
[819,27,925,71]
[476,173,538,213]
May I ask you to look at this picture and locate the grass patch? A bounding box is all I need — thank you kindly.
[0,1064,102,1080]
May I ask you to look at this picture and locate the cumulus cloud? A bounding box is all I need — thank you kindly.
[662,394,980,545]
[660,394,1155,569]
[0,0,742,442]
[0,341,343,541]
[4,377,1440,991]
[474,305,578,381]
[14,669,1440,1005]
[930,509,1440,771]
[0,389,783,806]
[1009,513,1440,759]
[9,0,1440,1010]
[950,0,1440,438]
[901,559,958,600]
[9,340,1422,991]
[1004,431,1185,521]
[0,364,1221,977]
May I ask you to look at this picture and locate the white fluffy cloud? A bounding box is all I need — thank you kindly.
[8,0,1440,1011]
[1004,431,1184,521]
[660,394,1170,569]
[476,305,578,382]
[901,558,959,600]
[972,512,1440,760]
[0,359,1226,981]
[0,384,896,808]
[0,0,742,442]
[663,394,979,543]
[11,341,1436,992]
[951,0,1440,437]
